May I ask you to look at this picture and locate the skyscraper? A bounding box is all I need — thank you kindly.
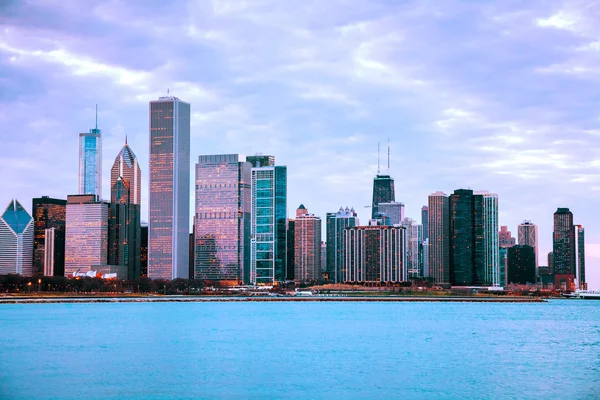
[507,245,536,284]
[499,226,516,247]
[343,225,407,283]
[552,208,575,276]
[575,225,585,289]
[194,154,251,284]
[79,106,102,197]
[64,194,108,276]
[371,175,395,219]
[326,206,358,284]
[377,202,404,225]
[246,155,275,168]
[140,223,148,277]
[148,96,190,280]
[421,206,429,241]
[0,200,33,276]
[250,163,287,284]
[477,191,499,286]
[108,139,142,279]
[518,220,538,273]
[402,217,421,278]
[428,192,449,284]
[286,219,295,280]
[32,196,66,277]
[294,205,321,283]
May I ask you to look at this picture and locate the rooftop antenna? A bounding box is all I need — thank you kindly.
[125,135,128,145]
[95,104,98,130]
[387,137,390,173]
[167,88,170,94]
[377,142,380,175]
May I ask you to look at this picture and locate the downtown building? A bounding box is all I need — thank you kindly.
[507,245,536,284]
[0,200,34,276]
[401,217,421,278]
[64,194,109,276]
[575,225,586,289]
[194,154,251,284]
[32,196,66,276]
[79,109,102,197]
[294,205,321,283]
[249,156,287,285]
[108,139,142,279]
[517,220,538,275]
[376,202,405,225]
[371,174,395,220]
[428,192,450,284]
[343,225,407,284]
[148,96,190,280]
[325,206,358,284]
[553,208,575,290]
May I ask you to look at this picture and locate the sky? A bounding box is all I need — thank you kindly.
[1,0,599,288]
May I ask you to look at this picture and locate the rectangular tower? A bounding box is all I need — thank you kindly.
[148,96,190,280]
[518,220,538,275]
[194,154,251,284]
[326,207,358,284]
[421,206,429,241]
[428,192,449,284]
[552,208,575,277]
[377,202,405,225]
[575,225,585,289]
[78,111,102,197]
[371,175,395,219]
[32,196,66,277]
[294,205,321,283]
[250,164,287,284]
[0,200,34,276]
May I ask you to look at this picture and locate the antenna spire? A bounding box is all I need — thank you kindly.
[377,142,380,175]
[387,137,390,173]
[125,135,128,145]
[95,104,98,130]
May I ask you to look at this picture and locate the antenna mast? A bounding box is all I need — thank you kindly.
[95,104,98,130]
[377,142,380,175]
[387,137,390,173]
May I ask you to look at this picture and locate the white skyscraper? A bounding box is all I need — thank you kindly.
[148,96,190,280]
[476,191,500,286]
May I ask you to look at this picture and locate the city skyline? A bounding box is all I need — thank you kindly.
[1,0,599,288]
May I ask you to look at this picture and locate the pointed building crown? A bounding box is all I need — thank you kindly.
[2,199,32,234]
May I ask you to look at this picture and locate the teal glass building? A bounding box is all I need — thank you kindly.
[79,125,102,197]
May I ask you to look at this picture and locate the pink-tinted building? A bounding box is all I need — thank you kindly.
[294,205,321,283]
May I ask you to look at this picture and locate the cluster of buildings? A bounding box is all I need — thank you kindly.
[0,96,587,291]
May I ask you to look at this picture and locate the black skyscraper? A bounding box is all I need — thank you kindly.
[287,219,295,280]
[507,245,536,284]
[371,175,395,219]
[553,208,575,276]
[32,196,67,276]
[421,206,429,241]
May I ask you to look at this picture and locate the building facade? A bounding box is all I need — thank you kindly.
[552,208,575,276]
[376,202,405,225]
[78,113,102,197]
[428,192,449,284]
[371,175,395,219]
[575,225,585,289]
[250,164,287,284]
[343,225,407,283]
[478,191,499,286]
[499,226,516,248]
[148,96,190,280]
[507,245,536,284]
[518,220,538,274]
[108,140,142,279]
[421,206,429,241]
[64,195,108,276]
[0,200,34,276]
[402,217,421,278]
[286,219,295,280]
[294,205,321,283]
[326,207,358,284]
[194,154,251,283]
[32,196,66,277]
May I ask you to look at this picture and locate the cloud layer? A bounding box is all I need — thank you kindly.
[1,0,599,287]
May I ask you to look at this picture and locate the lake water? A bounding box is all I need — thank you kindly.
[1,300,599,399]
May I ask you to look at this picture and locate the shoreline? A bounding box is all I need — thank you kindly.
[0,295,546,304]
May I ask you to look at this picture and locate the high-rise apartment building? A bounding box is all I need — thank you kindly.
[250,163,287,284]
[64,194,108,276]
[194,154,251,284]
[371,175,395,219]
[421,206,429,241]
[377,202,404,225]
[552,208,575,275]
[0,200,33,276]
[148,96,190,280]
[294,205,321,283]
[140,224,148,277]
[575,225,585,289]
[401,217,421,278]
[32,196,66,276]
[108,139,142,279]
[79,108,102,197]
[326,206,358,284]
[343,225,407,283]
[499,226,516,248]
[518,220,538,273]
[477,191,499,286]
[428,192,449,284]
[286,219,295,280]
[507,245,536,284]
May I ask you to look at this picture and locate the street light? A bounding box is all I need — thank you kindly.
[27,281,32,294]
[38,278,42,292]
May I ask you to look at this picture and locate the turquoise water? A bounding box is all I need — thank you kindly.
[1,300,599,399]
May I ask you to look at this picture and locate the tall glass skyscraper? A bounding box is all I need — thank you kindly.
[428,192,449,284]
[326,206,358,284]
[250,163,287,285]
[149,96,190,280]
[552,208,575,277]
[79,109,102,197]
[371,175,395,219]
[575,225,585,289]
[518,220,538,273]
[32,196,66,277]
[377,202,404,225]
[194,154,251,283]
[108,139,142,279]
[477,191,499,286]
[421,206,429,241]
[401,217,421,278]
[0,200,33,276]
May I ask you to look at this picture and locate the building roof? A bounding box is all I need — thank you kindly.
[2,199,32,234]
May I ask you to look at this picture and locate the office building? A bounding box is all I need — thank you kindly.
[321,241,327,277]
[343,225,407,283]
[553,208,575,276]
[499,226,516,248]
[64,195,108,276]
[250,163,287,284]
[575,225,585,289]
[402,217,421,278]
[0,199,34,276]
[148,96,190,280]
[371,175,395,219]
[140,224,148,277]
[287,219,295,280]
[547,252,553,274]
[246,155,275,168]
[108,139,142,279]
[421,206,429,241]
[78,107,102,197]
[499,247,508,287]
[420,238,429,278]
[326,206,358,284]
[477,191,499,286]
[377,202,404,225]
[507,245,536,284]
[194,154,251,284]
[518,220,538,274]
[32,196,66,276]
[294,205,321,283]
[428,192,449,284]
